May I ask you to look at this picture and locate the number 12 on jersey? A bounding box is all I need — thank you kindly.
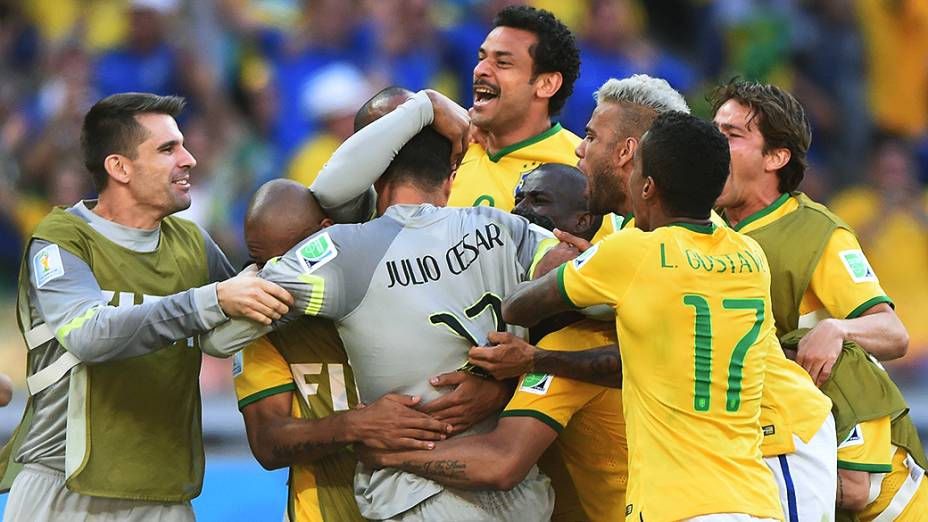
[682,295,765,413]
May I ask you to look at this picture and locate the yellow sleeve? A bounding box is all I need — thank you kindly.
[558,231,644,309]
[807,228,893,319]
[837,416,893,472]
[501,373,601,433]
[233,336,296,410]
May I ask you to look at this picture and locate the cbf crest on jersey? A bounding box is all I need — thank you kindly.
[297,232,338,274]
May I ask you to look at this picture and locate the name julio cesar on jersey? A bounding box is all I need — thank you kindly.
[385,223,505,288]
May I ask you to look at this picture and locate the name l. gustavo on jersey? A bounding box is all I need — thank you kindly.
[386,223,505,288]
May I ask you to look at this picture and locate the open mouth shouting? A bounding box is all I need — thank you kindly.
[473,80,500,110]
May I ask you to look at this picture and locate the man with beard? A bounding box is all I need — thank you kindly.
[360,162,629,522]
[502,111,785,522]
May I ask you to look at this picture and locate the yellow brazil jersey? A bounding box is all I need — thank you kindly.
[558,223,784,522]
[500,319,626,522]
[233,317,364,522]
[837,417,928,521]
[449,123,581,210]
[732,193,892,327]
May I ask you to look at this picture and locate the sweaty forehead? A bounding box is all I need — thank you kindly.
[482,26,538,60]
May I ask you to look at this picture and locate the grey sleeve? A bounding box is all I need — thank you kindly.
[309,91,434,223]
[199,224,391,357]
[28,240,229,364]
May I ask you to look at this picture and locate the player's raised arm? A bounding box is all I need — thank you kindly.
[310,89,469,223]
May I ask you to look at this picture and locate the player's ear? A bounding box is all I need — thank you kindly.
[319,217,335,229]
[103,154,131,185]
[763,147,791,172]
[533,71,562,102]
[615,137,637,168]
[641,176,656,201]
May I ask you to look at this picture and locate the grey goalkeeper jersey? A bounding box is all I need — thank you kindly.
[201,203,554,518]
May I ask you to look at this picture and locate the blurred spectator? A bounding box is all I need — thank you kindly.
[257,0,368,160]
[856,0,928,138]
[23,0,128,51]
[791,0,870,186]
[364,0,442,92]
[441,0,523,104]
[287,63,373,187]
[94,0,186,96]
[560,0,696,134]
[830,135,928,362]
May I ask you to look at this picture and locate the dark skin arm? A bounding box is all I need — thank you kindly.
[241,391,452,471]
[418,371,513,435]
[468,332,622,388]
[502,268,573,328]
[358,417,557,490]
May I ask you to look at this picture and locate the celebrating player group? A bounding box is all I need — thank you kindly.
[1,5,924,522]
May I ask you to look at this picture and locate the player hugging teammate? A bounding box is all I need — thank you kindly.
[2,5,925,522]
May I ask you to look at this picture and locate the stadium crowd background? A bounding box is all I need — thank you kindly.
[0,0,927,517]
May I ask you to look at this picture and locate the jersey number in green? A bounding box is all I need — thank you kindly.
[682,295,765,413]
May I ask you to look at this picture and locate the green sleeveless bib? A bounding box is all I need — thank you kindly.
[743,194,926,470]
[1,208,209,501]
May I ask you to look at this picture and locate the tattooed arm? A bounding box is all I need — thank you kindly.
[468,332,622,388]
[241,392,451,470]
[358,417,556,490]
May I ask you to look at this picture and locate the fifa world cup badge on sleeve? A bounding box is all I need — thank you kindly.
[298,231,338,274]
[520,373,553,395]
[839,249,877,283]
[34,244,65,288]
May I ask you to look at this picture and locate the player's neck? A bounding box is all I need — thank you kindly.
[92,192,164,230]
[378,184,448,213]
[484,116,553,156]
[723,186,783,228]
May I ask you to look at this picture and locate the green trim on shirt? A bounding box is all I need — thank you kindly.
[487,123,564,163]
[731,192,791,232]
[668,222,716,235]
[237,382,297,410]
[556,264,577,309]
[846,295,894,319]
[500,409,564,433]
[836,460,893,473]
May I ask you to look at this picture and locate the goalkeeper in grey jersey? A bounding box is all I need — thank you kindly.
[201,120,556,519]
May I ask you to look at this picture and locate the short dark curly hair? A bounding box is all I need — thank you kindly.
[709,79,811,193]
[493,5,580,116]
[640,112,730,219]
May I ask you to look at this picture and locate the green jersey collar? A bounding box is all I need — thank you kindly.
[488,123,563,163]
[731,192,791,232]
[668,221,716,234]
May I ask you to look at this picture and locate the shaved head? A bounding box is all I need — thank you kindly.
[354,86,415,132]
[245,179,332,264]
[513,163,602,241]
